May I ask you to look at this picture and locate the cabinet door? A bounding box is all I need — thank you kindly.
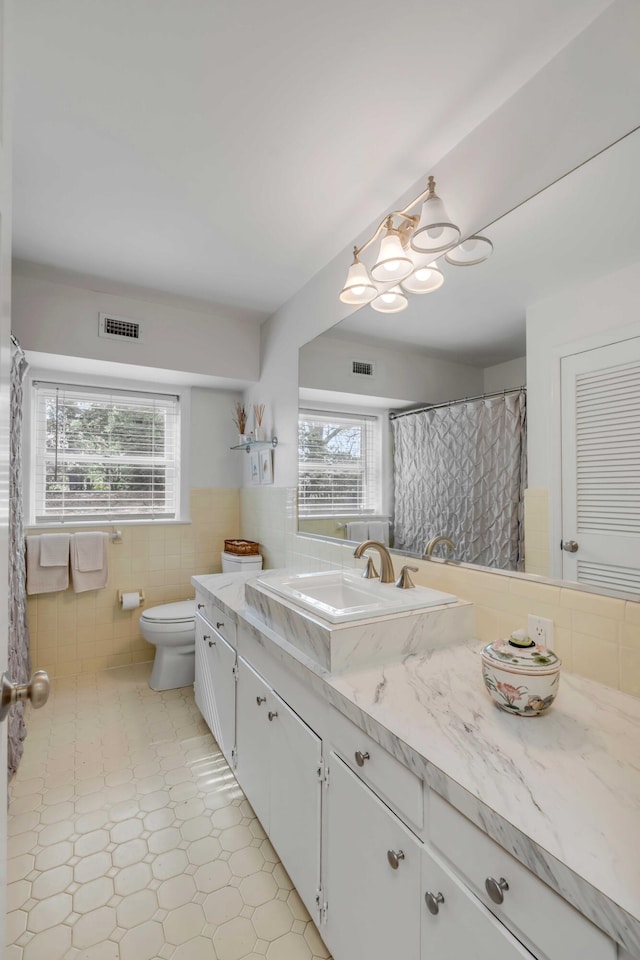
[422,845,533,960]
[324,753,421,960]
[209,632,237,765]
[235,657,272,830]
[269,691,322,914]
[194,617,217,734]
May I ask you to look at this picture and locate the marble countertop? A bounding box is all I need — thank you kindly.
[193,572,640,954]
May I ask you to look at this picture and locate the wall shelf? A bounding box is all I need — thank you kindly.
[230,437,278,454]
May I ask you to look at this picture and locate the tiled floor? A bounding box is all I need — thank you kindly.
[7,663,331,960]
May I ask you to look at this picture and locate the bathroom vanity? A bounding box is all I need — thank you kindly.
[192,571,640,960]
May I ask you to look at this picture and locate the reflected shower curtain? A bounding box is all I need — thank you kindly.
[392,391,527,570]
[8,339,31,777]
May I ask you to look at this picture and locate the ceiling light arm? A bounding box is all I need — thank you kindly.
[353,177,437,258]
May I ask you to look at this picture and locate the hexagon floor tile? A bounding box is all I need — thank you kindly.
[8,663,332,960]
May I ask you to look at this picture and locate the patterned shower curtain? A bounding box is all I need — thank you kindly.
[8,339,31,778]
[391,391,527,570]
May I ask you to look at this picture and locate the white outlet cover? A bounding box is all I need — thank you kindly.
[528,614,554,646]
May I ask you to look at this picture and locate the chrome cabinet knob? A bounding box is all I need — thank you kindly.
[216,621,225,630]
[256,696,266,706]
[268,711,278,721]
[387,849,405,869]
[208,640,215,648]
[203,634,211,642]
[485,876,509,904]
[354,750,370,767]
[0,670,50,722]
[425,891,445,915]
[562,540,579,553]
[197,603,205,610]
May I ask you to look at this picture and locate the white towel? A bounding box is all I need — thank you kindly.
[39,533,71,567]
[368,521,390,546]
[71,532,109,593]
[26,536,69,594]
[346,521,369,541]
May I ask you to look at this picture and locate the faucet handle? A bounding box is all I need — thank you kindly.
[361,556,379,580]
[396,565,419,589]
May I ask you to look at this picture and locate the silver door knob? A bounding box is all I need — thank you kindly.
[0,670,50,722]
[354,750,370,767]
[208,640,215,647]
[485,876,509,904]
[425,891,445,915]
[268,711,278,721]
[216,622,224,630]
[562,540,579,553]
[256,696,266,706]
[387,849,405,869]
[197,603,205,609]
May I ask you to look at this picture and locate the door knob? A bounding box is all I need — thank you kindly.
[354,750,370,767]
[425,891,445,915]
[216,622,225,630]
[268,711,278,721]
[197,603,205,610]
[387,849,405,869]
[485,876,509,904]
[208,640,215,647]
[0,670,50,722]
[256,696,266,706]
[562,540,579,553]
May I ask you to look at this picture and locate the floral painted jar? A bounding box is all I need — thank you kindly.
[481,630,561,717]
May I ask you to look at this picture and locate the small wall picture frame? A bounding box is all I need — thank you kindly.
[250,451,260,485]
[259,448,273,485]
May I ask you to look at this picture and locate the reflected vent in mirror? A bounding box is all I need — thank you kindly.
[352,360,374,377]
[99,313,141,342]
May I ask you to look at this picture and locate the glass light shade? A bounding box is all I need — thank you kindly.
[339,259,377,305]
[411,194,461,254]
[371,285,408,313]
[401,252,444,294]
[445,235,493,266]
[370,231,413,283]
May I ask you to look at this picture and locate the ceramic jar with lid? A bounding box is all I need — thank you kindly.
[481,630,561,717]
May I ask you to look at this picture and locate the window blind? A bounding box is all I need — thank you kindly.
[33,382,180,522]
[298,409,380,517]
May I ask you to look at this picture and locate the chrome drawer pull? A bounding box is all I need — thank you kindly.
[425,891,445,915]
[354,750,370,767]
[208,640,215,648]
[256,696,266,706]
[197,603,205,610]
[387,849,405,869]
[485,876,509,904]
[203,635,211,642]
[268,711,278,721]
[216,621,225,629]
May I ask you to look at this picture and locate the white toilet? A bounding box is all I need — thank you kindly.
[139,600,197,691]
[221,550,263,573]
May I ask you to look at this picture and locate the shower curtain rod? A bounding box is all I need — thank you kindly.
[389,386,525,420]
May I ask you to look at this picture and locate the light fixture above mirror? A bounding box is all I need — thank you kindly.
[339,175,493,311]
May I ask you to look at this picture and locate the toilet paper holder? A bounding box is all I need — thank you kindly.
[118,590,146,605]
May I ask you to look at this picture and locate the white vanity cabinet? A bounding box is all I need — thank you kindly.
[194,612,237,764]
[235,656,322,915]
[324,754,422,960]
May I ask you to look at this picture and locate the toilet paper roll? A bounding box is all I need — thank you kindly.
[121,591,141,610]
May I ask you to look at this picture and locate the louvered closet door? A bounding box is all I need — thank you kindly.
[561,337,640,593]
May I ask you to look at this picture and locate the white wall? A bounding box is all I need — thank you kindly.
[299,335,484,405]
[190,387,243,488]
[12,265,261,384]
[245,0,640,489]
[483,356,526,393]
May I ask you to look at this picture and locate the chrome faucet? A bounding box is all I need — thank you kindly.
[353,540,396,583]
[424,535,455,558]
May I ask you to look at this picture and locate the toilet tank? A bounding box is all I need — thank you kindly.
[221,551,263,572]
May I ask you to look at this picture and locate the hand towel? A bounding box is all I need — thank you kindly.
[72,531,107,572]
[39,533,71,567]
[26,536,69,594]
[71,532,109,592]
[346,521,368,541]
[368,521,390,546]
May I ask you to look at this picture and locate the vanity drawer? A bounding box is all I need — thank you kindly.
[430,792,615,960]
[195,595,237,647]
[328,706,423,832]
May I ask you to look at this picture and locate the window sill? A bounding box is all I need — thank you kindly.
[27,518,192,531]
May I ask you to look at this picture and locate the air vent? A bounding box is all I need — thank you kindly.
[98,313,141,342]
[352,360,374,377]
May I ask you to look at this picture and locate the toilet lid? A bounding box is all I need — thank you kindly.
[140,600,196,623]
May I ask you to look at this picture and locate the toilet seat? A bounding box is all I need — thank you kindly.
[140,600,196,624]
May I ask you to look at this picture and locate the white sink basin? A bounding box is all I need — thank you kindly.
[255,570,458,623]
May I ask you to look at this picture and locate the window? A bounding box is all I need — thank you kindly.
[32,382,181,522]
[298,409,380,517]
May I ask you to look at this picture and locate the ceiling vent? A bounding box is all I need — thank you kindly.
[98,313,141,342]
[352,359,374,377]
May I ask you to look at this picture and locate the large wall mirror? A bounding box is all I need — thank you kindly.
[297,126,640,600]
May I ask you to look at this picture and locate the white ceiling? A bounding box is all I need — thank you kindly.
[13,0,613,322]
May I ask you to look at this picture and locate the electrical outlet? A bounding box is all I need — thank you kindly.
[528,614,554,646]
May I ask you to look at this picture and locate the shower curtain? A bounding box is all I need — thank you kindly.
[392,391,527,570]
[8,339,31,777]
